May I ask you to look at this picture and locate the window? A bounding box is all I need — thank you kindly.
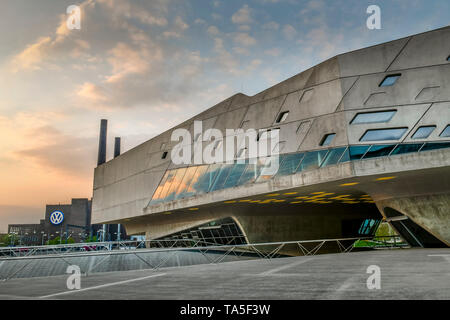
[379,74,401,87]
[320,147,346,167]
[390,143,422,155]
[362,144,395,159]
[320,133,336,146]
[447,55,450,62]
[296,150,328,172]
[276,111,289,123]
[360,128,407,142]
[161,151,168,159]
[440,125,450,137]
[411,125,436,139]
[350,110,396,124]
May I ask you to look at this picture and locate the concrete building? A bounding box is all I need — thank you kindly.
[7,198,127,246]
[92,27,450,248]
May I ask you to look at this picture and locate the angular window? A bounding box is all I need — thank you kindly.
[276,111,289,123]
[339,145,370,162]
[362,144,395,159]
[162,151,168,159]
[223,163,247,188]
[164,168,187,201]
[390,143,422,156]
[379,74,401,87]
[440,125,450,137]
[276,153,305,176]
[296,150,328,172]
[192,164,221,194]
[320,133,336,146]
[175,166,199,200]
[237,159,264,186]
[420,141,450,152]
[321,147,347,167]
[447,55,450,62]
[350,110,396,124]
[209,164,234,192]
[360,128,407,142]
[411,125,436,139]
[187,165,210,195]
[256,156,283,182]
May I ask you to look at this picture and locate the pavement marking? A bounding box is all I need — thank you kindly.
[258,258,313,276]
[39,272,167,299]
[428,254,450,263]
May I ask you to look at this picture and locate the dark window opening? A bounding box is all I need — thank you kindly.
[276,111,289,123]
[439,125,450,137]
[360,127,408,142]
[162,151,168,159]
[411,125,436,139]
[350,110,396,124]
[379,74,401,87]
[320,133,336,146]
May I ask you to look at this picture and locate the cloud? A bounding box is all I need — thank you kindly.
[264,48,281,56]
[263,21,279,30]
[207,25,220,36]
[231,5,253,24]
[233,32,257,46]
[282,24,297,40]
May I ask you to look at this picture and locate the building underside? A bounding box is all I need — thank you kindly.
[92,26,450,250]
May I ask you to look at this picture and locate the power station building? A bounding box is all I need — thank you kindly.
[92,26,450,248]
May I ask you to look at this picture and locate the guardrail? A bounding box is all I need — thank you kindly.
[0,236,372,259]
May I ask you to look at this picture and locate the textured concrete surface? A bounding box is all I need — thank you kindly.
[1,248,449,300]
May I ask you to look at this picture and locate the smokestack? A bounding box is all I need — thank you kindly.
[97,119,107,166]
[114,137,121,158]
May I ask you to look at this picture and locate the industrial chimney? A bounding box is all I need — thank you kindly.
[97,119,107,166]
[114,137,121,158]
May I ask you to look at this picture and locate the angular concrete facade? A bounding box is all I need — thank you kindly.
[92,26,450,248]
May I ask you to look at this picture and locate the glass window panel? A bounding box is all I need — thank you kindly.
[379,74,401,87]
[360,128,407,142]
[412,126,436,139]
[223,162,247,188]
[362,144,395,159]
[175,166,199,200]
[151,171,170,202]
[186,165,209,195]
[390,143,422,156]
[237,158,262,185]
[296,150,328,172]
[256,155,284,182]
[164,168,187,201]
[350,110,396,124]
[320,147,347,167]
[276,111,289,123]
[157,170,177,201]
[420,142,450,152]
[209,163,234,192]
[339,145,370,162]
[320,133,336,146]
[440,125,450,137]
[192,164,221,194]
[276,153,305,176]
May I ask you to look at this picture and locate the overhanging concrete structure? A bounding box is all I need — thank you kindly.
[92,26,450,248]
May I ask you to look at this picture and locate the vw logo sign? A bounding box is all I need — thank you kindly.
[50,211,64,225]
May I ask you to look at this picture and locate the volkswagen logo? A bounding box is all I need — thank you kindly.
[50,211,64,225]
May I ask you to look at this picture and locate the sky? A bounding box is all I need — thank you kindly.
[0,0,449,232]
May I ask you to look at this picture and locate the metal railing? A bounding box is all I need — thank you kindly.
[0,236,372,260]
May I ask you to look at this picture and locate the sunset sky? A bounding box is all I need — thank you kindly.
[0,0,449,232]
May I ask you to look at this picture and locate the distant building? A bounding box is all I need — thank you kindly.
[7,198,127,246]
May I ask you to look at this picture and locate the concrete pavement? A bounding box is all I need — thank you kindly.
[0,248,449,300]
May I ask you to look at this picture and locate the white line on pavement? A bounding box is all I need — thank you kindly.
[39,272,167,299]
[258,258,314,276]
